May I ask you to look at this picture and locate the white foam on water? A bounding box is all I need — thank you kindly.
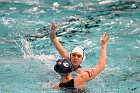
[20,36,55,62]
[99,0,118,5]
[23,54,55,62]
[52,2,60,7]
[0,0,10,3]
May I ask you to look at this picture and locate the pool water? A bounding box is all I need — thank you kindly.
[0,0,140,93]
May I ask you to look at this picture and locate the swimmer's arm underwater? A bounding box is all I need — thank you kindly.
[52,82,60,89]
[50,22,69,58]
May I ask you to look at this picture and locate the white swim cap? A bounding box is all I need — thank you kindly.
[71,46,85,61]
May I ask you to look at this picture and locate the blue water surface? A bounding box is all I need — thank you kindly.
[0,0,140,93]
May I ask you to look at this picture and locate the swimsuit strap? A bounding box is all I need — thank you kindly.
[59,79,74,88]
[74,65,82,70]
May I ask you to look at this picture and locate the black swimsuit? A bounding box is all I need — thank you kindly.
[59,79,74,89]
[59,79,89,93]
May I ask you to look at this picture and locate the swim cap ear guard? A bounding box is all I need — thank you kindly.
[54,58,74,75]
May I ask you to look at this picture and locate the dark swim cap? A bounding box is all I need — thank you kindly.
[54,58,74,75]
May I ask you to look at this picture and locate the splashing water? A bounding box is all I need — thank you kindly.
[20,36,55,62]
